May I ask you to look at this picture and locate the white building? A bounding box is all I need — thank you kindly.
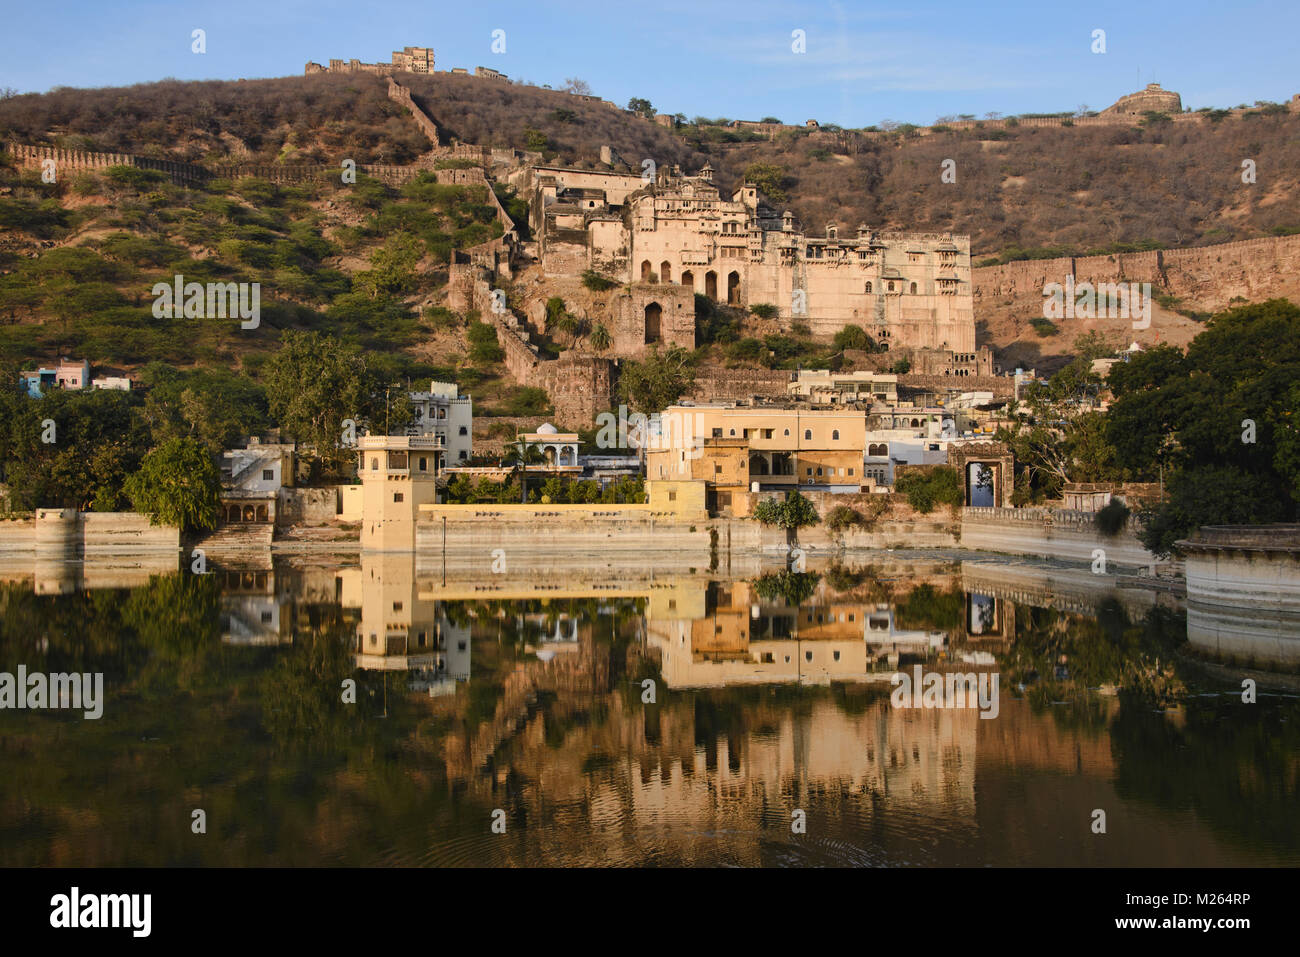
[402,381,473,468]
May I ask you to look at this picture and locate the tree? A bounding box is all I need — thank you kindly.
[833,324,872,352]
[617,346,695,413]
[503,438,546,504]
[589,322,611,352]
[264,331,379,476]
[752,490,820,529]
[355,232,421,299]
[1139,466,1285,558]
[894,467,962,514]
[742,163,787,202]
[563,78,592,96]
[627,97,655,119]
[124,437,221,533]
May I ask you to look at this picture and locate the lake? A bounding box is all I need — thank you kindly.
[0,552,1295,867]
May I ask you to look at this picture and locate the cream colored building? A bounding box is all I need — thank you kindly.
[645,405,866,514]
[788,369,898,405]
[359,435,440,552]
[515,163,974,351]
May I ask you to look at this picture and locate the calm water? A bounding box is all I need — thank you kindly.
[0,553,1296,867]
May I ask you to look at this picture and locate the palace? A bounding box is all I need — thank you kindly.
[511,162,975,353]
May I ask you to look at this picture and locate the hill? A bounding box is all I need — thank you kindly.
[7,74,1299,259]
[689,110,1300,256]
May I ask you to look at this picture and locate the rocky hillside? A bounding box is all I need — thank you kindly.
[5,75,1298,258]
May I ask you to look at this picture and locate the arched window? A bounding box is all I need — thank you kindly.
[832,430,840,440]
[370,457,379,470]
[909,282,917,294]
[804,429,812,440]
[865,281,872,293]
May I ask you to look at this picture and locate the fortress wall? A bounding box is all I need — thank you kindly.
[7,142,210,184]
[688,368,789,400]
[973,234,1300,312]
[386,77,440,148]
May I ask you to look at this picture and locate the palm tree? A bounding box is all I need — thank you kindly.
[503,437,546,504]
[589,322,611,352]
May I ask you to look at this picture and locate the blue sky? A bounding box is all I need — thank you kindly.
[3,0,1297,126]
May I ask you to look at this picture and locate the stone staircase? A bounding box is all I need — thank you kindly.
[193,523,274,555]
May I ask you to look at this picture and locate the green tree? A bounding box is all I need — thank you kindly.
[124,437,222,533]
[617,346,695,413]
[1139,466,1286,558]
[742,163,788,202]
[627,97,655,119]
[752,490,820,529]
[355,232,422,299]
[894,467,963,514]
[503,438,546,504]
[264,330,379,476]
[589,322,612,352]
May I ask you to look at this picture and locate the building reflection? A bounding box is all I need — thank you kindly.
[342,553,470,695]
[644,577,1013,689]
[218,566,290,645]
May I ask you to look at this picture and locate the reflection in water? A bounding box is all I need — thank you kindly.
[0,553,1296,867]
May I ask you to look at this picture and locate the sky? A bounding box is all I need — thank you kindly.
[2,0,1297,126]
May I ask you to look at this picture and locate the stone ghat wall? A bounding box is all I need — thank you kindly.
[414,508,712,566]
[0,510,180,555]
[973,234,1300,312]
[959,507,1155,567]
[0,519,35,553]
[276,487,339,526]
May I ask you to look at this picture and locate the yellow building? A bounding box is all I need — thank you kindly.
[359,435,440,551]
[645,405,866,515]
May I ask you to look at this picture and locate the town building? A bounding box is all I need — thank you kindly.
[519,423,581,473]
[358,435,440,551]
[787,369,898,405]
[401,381,473,467]
[18,358,93,398]
[218,437,296,525]
[645,404,867,515]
